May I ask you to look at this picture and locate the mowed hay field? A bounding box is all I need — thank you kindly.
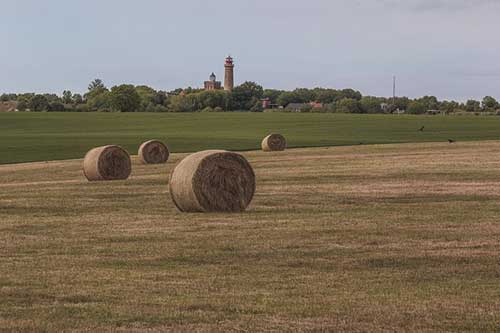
[1,142,500,331]
[3,112,500,164]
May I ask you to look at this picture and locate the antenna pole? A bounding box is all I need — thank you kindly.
[393,75,396,101]
[392,75,396,111]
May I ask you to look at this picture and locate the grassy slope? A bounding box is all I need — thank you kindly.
[2,112,500,164]
[1,142,500,331]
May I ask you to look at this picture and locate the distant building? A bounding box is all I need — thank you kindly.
[203,56,235,92]
[261,98,281,110]
[285,102,323,112]
[261,98,272,109]
[0,101,18,112]
[426,109,447,115]
[286,103,307,112]
[309,101,323,109]
[204,72,222,91]
[224,56,234,92]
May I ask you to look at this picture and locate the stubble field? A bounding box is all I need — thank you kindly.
[1,141,500,331]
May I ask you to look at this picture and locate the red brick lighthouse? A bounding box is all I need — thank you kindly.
[224,56,234,92]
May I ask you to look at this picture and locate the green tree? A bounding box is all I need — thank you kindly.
[17,97,29,111]
[48,101,65,112]
[417,96,439,110]
[197,90,230,110]
[184,87,204,94]
[72,93,83,105]
[88,79,106,93]
[62,90,72,104]
[0,94,17,102]
[315,89,340,104]
[168,88,184,96]
[135,85,161,111]
[339,89,362,101]
[482,96,498,110]
[200,106,214,112]
[336,98,361,113]
[439,100,459,113]
[250,97,264,112]
[109,85,141,112]
[393,97,410,111]
[406,101,426,114]
[29,95,50,112]
[263,89,283,104]
[87,91,111,111]
[293,88,315,103]
[465,99,481,112]
[168,94,197,112]
[300,104,313,112]
[43,94,62,104]
[85,79,108,102]
[360,96,383,114]
[276,91,298,106]
[232,81,264,110]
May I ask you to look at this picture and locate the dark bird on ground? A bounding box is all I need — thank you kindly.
[418,126,425,132]
[448,139,455,143]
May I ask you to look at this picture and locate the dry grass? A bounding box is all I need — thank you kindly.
[1,141,500,331]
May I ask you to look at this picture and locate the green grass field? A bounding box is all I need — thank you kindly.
[2,112,500,164]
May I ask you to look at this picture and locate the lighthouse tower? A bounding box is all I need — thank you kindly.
[224,56,234,92]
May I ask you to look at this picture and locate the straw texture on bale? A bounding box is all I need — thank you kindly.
[169,150,256,213]
[261,133,287,152]
[83,145,131,181]
[138,140,170,164]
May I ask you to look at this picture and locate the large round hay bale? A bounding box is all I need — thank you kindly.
[83,145,132,181]
[169,150,256,213]
[138,140,169,164]
[261,133,287,152]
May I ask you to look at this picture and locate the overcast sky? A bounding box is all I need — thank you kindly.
[1,0,499,101]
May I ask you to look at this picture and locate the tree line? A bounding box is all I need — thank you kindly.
[1,79,499,114]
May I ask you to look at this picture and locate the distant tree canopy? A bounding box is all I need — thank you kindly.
[109,85,141,112]
[87,79,107,95]
[359,96,383,114]
[1,78,498,114]
[263,89,283,104]
[231,81,264,110]
[168,90,232,112]
[62,90,72,104]
[482,96,498,110]
[29,95,50,112]
[465,99,481,112]
[335,98,362,114]
[277,88,363,106]
[406,101,427,114]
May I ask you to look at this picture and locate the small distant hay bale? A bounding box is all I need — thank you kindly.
[169,150,256,213]
[138,140,169,164]
[261,133,287,152]
[83,145,131,181]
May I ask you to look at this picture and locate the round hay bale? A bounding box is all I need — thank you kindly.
[169,150,256,213]
[138,140,169,164]
[83,145,131,181]
[261,133,287,152]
